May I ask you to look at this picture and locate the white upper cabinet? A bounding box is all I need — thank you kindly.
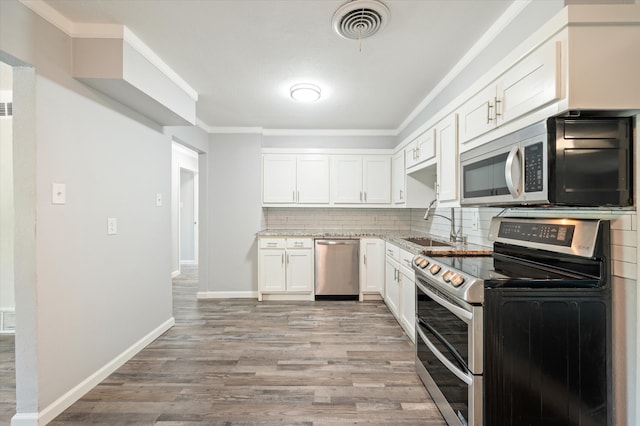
[458,39,561,145]
[392,150,405,205]
[262,154,329,205]
[436,114,459,206]
[363,156,392,204]
[262,155,297,203]
[405,129,436,170]
[331,155,391,205]
[296,155,330,204]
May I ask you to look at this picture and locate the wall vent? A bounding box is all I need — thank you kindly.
[0,102,13,117]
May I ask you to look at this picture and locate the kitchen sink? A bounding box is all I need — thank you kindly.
[403,237,452,247]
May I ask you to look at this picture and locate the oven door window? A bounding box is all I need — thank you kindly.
[417,284,470,369]
[462,151,510,199]
[417,321,470,424]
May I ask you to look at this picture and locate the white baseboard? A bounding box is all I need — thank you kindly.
[171,270,180,278]
[196,291,258,299]
[10,413,38,426]
[20,317,175,426]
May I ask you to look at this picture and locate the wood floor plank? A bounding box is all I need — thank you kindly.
[2,266,446,425]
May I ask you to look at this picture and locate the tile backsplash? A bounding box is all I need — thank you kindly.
[264,207,411,231]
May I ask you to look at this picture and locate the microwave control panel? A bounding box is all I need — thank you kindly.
[524,142,544,193]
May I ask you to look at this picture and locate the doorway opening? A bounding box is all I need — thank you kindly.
[171,142,199,279]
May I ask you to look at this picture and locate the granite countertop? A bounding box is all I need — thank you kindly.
[257,229,492,256]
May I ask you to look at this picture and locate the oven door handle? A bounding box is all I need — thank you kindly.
[417,317,469,374]
[416,280,472,322]
[416,325,473,386]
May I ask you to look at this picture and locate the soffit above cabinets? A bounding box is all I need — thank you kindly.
[72,27,197,126]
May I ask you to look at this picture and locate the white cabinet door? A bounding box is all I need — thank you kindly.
[363,156,391,204]
[458,84,497,144]
[331,156,363,204]
[360,238,385,294]
[392,151,405,204]
[399,267,415,342]
[436,114,459,206]
[384,256,400,317]
[497,40,561,126]
[262,155,296,203]
[259,249,286,293]
[286,249,313,292]
[404,140,419,169]
[297,155,329,204]
[415,129,436,164]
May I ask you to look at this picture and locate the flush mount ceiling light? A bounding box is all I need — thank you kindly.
[332,0,390,40]
[290,83,321,102]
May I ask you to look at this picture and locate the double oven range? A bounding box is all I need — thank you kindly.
[413,217,612,426]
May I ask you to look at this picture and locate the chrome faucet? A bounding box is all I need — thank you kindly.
[423,200,465,244]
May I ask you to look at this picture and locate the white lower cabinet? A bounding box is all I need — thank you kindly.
[384,254,400,318]
[258,238,314,301]
[384,243,416,342]
[360,238,385,300]
[398,248,416,342]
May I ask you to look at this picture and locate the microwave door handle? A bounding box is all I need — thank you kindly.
[505,146,523,197]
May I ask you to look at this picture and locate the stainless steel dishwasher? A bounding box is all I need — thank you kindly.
[314,239,359,299]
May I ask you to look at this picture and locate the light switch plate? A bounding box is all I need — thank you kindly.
[107,218,117,235]
[156,193,163,207]
[471,210,479,231]
[52,183,66,204]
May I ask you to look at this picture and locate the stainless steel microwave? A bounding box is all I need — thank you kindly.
[460,116,633,207]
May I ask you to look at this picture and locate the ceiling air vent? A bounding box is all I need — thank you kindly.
[332,0,390,40]
[0,102,13,117]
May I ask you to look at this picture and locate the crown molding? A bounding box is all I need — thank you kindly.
[262,128,397,137]
[396,0,532,134]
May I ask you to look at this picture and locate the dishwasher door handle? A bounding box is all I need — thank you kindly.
[316,240,359,245]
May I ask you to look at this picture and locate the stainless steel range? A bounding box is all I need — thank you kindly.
[413,217,611,426]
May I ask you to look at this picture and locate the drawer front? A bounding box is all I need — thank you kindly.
[260,238,286,249]
[399,248,415,271]
[286,238,312,249]
[385,243,399,260]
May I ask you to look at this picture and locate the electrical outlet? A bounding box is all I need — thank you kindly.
[156,193,163,207]
[52,183,66,204]
[471,210,479,231]
[107,218,117,235]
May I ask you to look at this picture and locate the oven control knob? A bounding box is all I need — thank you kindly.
[450,274,466,287]
[442,270,454,282]
[413,257,421,266]
[419,258,429,269]
[429,264,441,275]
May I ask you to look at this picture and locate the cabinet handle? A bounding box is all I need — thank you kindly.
[281,253,284,264]
[364,254,367,265]
[415,147,420,159]
[487,101,494,124]
[364,192,367,202]
[267,242,277,247]
[292,191,296,202]
[360,192,363,202]
[286,253,290,264]
[297,191,300,202]
[495,97,502,119]
[400,189,404,200]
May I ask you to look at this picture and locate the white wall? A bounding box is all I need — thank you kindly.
[0,62,14,320]
[0,0,199,421]
[201,133,263,297]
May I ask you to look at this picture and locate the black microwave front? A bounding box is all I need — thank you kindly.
[460,116,633,207]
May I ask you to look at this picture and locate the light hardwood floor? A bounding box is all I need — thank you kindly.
[4,267,446,425]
